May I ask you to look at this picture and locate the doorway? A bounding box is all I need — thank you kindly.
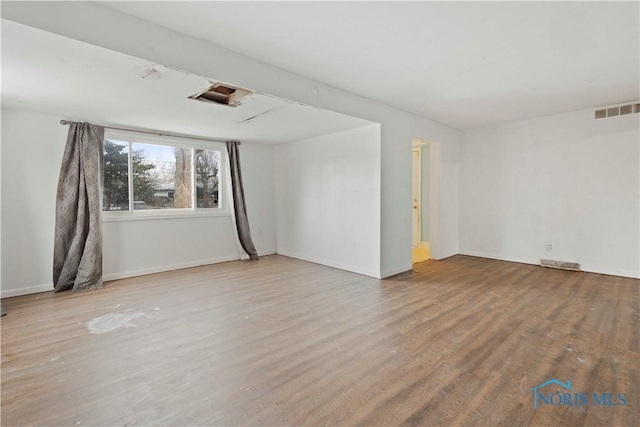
[412,139,433,263]
[412,148,421,249]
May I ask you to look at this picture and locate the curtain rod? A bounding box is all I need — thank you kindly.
[59,120,237,144]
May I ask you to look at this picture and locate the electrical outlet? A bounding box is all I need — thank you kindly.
[546,243,553,251]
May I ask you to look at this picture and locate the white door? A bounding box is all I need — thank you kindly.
[412,149,421,248]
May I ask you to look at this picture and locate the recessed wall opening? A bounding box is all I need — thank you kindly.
[189,83,252,107]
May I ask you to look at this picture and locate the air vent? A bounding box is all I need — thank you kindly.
[595,102,640,119]
[541,259,581,272]
[190,83,252,107]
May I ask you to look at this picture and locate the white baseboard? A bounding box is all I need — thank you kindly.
[459,250,640,279]
[431,249,459,261]
[1,249,277,299]
[380,264,413,279]
[103,255,240,281]
[582,268,640,279]
[104,249,276,281]
[1,283,52,299]
[458,250,536,266]
[276,249,380,279]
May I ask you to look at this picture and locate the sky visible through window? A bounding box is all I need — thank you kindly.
[132,142,177,187]
[108,139,175,165]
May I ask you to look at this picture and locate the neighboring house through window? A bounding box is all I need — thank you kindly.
[103,131,224,218]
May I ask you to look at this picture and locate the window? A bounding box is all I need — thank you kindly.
[195,149,220,208]
[103,132,224,217]
[103,139,129,211]
[130,142,193,210]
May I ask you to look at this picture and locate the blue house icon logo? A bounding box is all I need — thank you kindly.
[530,379,573,408]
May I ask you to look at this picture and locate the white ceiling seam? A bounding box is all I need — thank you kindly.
[1,19,375,145]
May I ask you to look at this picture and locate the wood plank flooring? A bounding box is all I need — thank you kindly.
[1,255,638,426]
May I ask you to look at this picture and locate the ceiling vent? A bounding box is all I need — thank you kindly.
[595,103,640,119]
[190,83,252,107]
[607,107,619,117]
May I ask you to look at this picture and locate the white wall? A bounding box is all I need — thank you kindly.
[1,109,67,297]
[1,108,276,297]
[0,103,3,294]
[103,139,276,280]
[460,107,640,278]
[238,141,277,256]
[102,217,239,281]
[2,1,462,279]
[275,125,381,277]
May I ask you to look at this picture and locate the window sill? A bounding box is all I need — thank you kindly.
[102,209,231,222]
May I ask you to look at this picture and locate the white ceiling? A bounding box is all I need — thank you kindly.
[101,1,640,129]
[1,20,372,144]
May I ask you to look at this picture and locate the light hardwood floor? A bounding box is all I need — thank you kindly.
[1,255,638,426]
[412,244,430,263]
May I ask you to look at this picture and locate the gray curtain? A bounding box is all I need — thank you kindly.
[226,141,259,261]
[53,122,104,292]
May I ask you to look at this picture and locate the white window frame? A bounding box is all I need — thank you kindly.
[102,130,229,222]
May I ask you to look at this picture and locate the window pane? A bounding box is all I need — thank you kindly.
[132,143,192,210]
[103,139,129,211]
[195,149,220,209]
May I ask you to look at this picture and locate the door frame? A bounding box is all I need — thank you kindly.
[412,138,440,260]
[412,147,421,248]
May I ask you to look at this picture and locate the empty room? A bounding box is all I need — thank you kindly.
[1,2,638,426]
